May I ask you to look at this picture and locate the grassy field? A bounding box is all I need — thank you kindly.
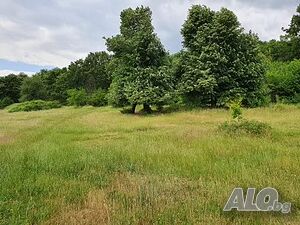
[0,105,300,225]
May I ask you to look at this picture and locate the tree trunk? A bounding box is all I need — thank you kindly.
[130,103,137,114]
[143,104,152,113]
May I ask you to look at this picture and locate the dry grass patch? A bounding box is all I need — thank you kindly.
[105,172,223,224]
[0,133,13,144]
[44,190,110,225]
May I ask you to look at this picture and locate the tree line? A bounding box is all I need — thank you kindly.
[1,4,300,112]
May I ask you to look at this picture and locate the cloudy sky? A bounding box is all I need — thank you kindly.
[0,0,298,76]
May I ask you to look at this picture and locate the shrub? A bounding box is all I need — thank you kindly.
[7,100,61,113]
[266,59,300,103]
[0,97,14,109]
[226,98,243,120]
[67,89,88,107]
[219,119,271,136]
[88,89,107,107]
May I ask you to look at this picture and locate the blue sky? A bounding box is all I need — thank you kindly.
[0,0,298,76]
[0,59,53,75]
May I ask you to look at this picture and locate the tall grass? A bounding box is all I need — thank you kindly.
[0,106,299,224]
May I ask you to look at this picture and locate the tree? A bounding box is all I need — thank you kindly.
[0,74,27,103]
[179,5,265,107]
[38,68,67,102]
[266,59,300,103]
[259,5,300,62]
[260,40,295,62]
[65,52,111,93]
[20,75,47,102]
[285,4,300,38]
[283,4,300,60]
[106,6,174,113]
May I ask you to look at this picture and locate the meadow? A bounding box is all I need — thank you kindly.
[0,105,300,224]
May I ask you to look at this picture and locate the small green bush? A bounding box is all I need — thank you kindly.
[67,89,88,107]
[7,100,61,113]
[0,97,14,109]
[226,98,243,120]
[88,89,107,107]
[219,119,271,136]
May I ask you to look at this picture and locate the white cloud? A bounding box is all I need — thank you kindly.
[0,0,298,68]
[0,70,35,77]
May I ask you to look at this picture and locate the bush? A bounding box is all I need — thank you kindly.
[266,60,300,103]
[226,98,243,120]
[67,89,88,107]
[219,119,271,136]
[88,89,107,107]
[0,97,14,109]
[7,100,61,113]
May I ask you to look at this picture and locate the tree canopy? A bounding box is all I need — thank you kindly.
[106,6,174,113]
[179,5,265,107]
[1,4,299,110]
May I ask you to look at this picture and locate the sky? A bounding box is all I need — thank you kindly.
[0,0,298,76]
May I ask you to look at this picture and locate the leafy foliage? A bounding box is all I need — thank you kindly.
[87,89,107,107]
[17,52,110,105]
[262,4,300,62]
[1,5,299,112]
[106,6,174,113]
[20,75,48,102]
[180,6,265,107]
[260,40,298,62]
[67,89,88,107]
[65,52,111,93]
[107,76,129,107]
[227,98,243,120]
[7,100,61,113]
[285,4,300,38]
[0,97,14,109]
[0,74,27,103]
[219,119,271,136]
[266,60,300,103]
[220,97,271,136]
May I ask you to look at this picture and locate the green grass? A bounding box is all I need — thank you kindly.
[0,105,300,224]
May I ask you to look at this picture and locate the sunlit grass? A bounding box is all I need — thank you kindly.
[0,105,299,224]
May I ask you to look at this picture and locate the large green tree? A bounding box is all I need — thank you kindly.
[180,5,265,107]
[19,68,68,103]
[106,6,174,113]
[66,51,111,93]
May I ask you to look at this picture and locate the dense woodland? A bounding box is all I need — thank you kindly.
[1,4,300,112]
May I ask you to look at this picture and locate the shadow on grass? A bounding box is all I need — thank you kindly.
[120,104,218,116]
